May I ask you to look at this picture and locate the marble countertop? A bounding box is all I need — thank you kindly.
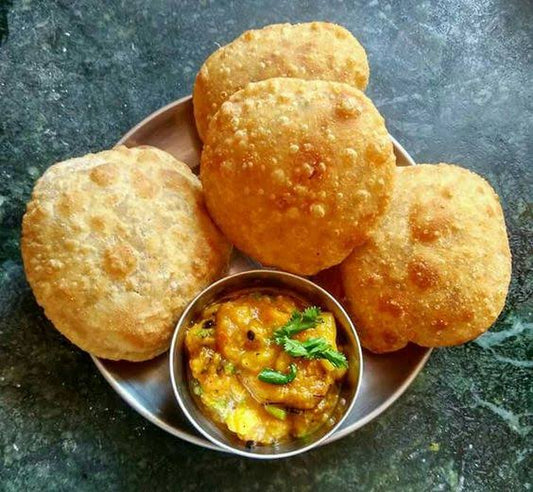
[0,1,531,490]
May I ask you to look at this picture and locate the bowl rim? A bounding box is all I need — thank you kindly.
[169,269,364,459]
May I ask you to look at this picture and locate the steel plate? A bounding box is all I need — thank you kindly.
[91,95,432,452]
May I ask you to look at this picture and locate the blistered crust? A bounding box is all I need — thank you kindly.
[341,164,512,352]
[200,78,396,275]
[22,145,231,361]
[193,22,370,140]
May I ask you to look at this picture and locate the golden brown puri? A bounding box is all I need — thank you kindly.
[21,145,231,361]
[193,21,369,141]
[200,78,396,275]
[341,164,512,353]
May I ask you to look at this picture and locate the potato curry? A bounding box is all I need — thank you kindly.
[185,291,348,445]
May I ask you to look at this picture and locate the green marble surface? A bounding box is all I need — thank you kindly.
[0,1,531,490]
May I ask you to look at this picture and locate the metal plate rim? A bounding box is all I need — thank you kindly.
[92,354,222,451]
[323,347,432,443]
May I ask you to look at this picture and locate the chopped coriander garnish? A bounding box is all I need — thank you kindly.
[272,306,323,343]
[196,328,215,338]
[258,363,297,385]
[222,361,236,375]
[191,379,203,396]
[281,336,322,357]
[210,397,230,417]
[282,337,348,369]
[320,346,349,368]
[258,307,348,384]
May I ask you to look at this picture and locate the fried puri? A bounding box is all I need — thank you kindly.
[200,78,396,275]
[22,145,231,361]
[193,22,369,140]
[341,164,511,353]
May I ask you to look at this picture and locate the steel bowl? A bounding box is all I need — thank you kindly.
[169,269,363,459]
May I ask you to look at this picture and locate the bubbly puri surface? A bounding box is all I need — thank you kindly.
[341,164,512,352]
[201,78,396,275]
[193,21,369,140]
[22,145,231,361]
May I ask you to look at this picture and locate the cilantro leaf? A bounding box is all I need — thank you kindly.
[258,307,348,382]
[257,363,298,385]
[272,306,323,343]
[282,336,348,369]
[321,347,349,368]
